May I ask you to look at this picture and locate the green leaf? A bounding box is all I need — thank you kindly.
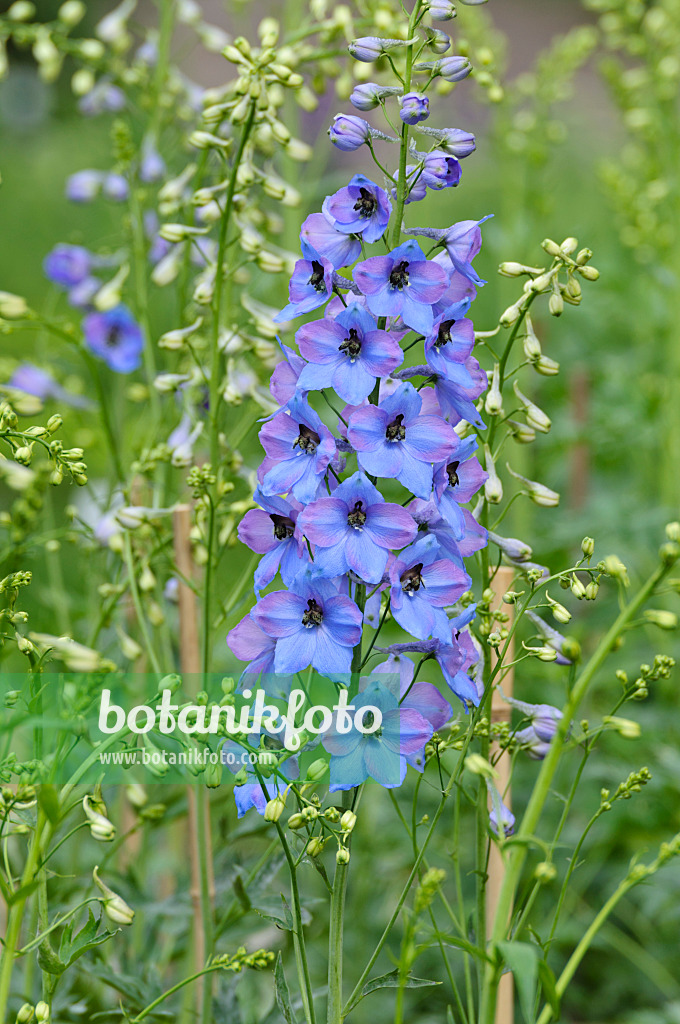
[361,969,441,997]
[496,940,539,1024]
[274,953,298,1024]
[38,939,66,976]
[59,909,113,968]
[538,959,561,1020]
[436,930,491,962]
[37,784,61,825]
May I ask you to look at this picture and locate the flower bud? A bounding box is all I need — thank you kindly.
[499,302,521,327]
[16,1004,35,1023]
[507,465,559,507]
[585,581,599,600]
[578,264,600,281]
[83,794,115,841]
[58,1,86,26]
[427,0,457,20]
[328,113,370,151]
[8,2,36,21]
[336,847,351,865]
[349,36,403,62]
[665,522,680,542]
[35,1004,49,1024]
[306,837,325,857]
[306,758,328,781]
[603,716,640,740]
[534,861,557,883]
[513,381,551,433]
[547,592,571,623]
[93,866,135,925]
[0,291,28,319]
[436,55,472,81]
[507,419,536,444]
[535,355,559,375]
[541,237,562,257]
[643,609,678,630]
[581,536,595,557]
[264,795,286,821]
[484,363,502,415]
[570,573,586,599]
[548,291,564,317]
[340,810,357,832]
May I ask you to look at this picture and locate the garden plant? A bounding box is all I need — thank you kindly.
[1,2,680,1024]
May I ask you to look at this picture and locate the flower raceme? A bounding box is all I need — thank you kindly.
[228,50,490,800]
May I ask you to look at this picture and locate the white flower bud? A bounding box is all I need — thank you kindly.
[158,164,197,205]
[71,68,95,96]
[483,444,503,504]
[59,1,86,25]
[96,0,137,47]
[93,265,129,312]
[340,810,357,832]
[513,381,551,433]
[535,355,560,376]
[188,130,232,151]
[151,247,183,288]
[159,223,208,243]
[83,794,116,841]
[0,291,28,318]
[484,363,502,416]
[507,465,559,507]
[93,866,135,925]
[35,1003,49,1023]
[158,317,203,350]
[264,795,286,821]
[8,2,36,21]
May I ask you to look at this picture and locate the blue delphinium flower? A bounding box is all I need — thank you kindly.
[296,304,402,404]
[43,244,92,288]
[258,396,336,503]
[252,572,363,675]
[66,169,103,203]
[102,172,130,202]
[421,150,461,190]
[298,470,417,584]
[389,535,470,642]
[9,364,92,409]
[227,611,277,677]
[329,114,371,151]
[238,489,309,594]
[372,656,452,769]
[300,213,361,270]
[353,239,449,336]
[322,174,392,244]
[432,436,487,536]
[399,92,430,125]
[323,679,434,790]
[273,243,334,323]
[83,305,144,373]
[139,137,166,183]
[424,314,475,378]
[347,381,458,498]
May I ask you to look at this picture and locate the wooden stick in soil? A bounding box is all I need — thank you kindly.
[173,505,215,1013]
[487,566,516,1024]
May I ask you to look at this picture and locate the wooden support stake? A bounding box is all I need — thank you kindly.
[487,565,516,1024]
[173,505,215,1008]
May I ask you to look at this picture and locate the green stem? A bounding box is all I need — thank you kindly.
[132,963,226,1022]
[123,532,162,673]
[0,812,47,1024]
[275,821,317,1024]
[203,99,258,677]
[327,856,349,1024]
[479,559,673,1024]
[391,2,422,249]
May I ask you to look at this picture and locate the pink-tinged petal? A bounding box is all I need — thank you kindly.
[458,509,487,556]
[456,457,487,501]
[353,255,393,294]
[359,330,403,377]
[260,456,306,497]
[322,595,363,646]
[227,613,274,661]
[252,591,305,638]
[403,682,452,732]
[259,413,300,460]
[406,260,449,303]
[422,559,470,605]
[298,497,349,546]
[347,405,389,451]
[406,416,457,462]
[381,708,434,755]
[275,629,316,673]
[419,387,442,417]
[238,509,278,554]
[296,319,345,363]
[364,503,418,549]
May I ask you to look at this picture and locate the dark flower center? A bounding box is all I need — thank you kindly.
[270,513,295,540]
[389,260,410,290]
[347,499,367,529]
[294,424,321,454]
[302,598,323,627]
[385,413,406,443]
[400,563,425,594]
[309,260,326,292]
[354,186,377,219]
[104,327,121,348]
[338,327,362,361]
[447,460,460,488]
[363,710,375,728]
[436,318,456,347]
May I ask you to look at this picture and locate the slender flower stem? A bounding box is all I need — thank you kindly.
[479,559,674,1024]
[275,821,317,1024]
[203,99,258,677]
[327,855,349,1024]
[391,0,422,249]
